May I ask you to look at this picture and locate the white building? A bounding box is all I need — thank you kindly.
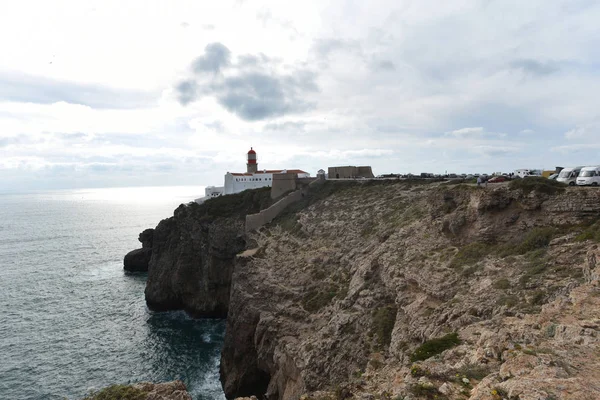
[195,148,309,203]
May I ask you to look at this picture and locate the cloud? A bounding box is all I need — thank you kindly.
[174,42,319,120]
[520,129,535,135]
[263,121,306,131]
[564,123,598,139]
[309,148,394,159]
[0,72,156,109]
[374,60,396,71]
[510,59,560,76]
[191,42,231,74]
[551,143,600,153]
[446,127,485,137]
[472,145,521,157]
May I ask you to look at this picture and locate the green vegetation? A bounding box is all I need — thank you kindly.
[410,332,461,362]
[372,305,398,348]
[497,294,519,308]
[515,228,555,254]
[493,278,511,289]
[449,243,489,269]
[519,250,549,287]
[301,283,348,312]
[508,177,566,195]
[189,186,272,221]
[575,220,600,242]
[81,385,147,400]
[455,363,491,381]
[407,383,448,400]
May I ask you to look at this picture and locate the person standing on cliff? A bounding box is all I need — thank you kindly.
[477,176,482,187]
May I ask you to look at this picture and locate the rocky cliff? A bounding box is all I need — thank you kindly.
[124,228,155,272]
[219,179,600,400]
[143,187,272,317]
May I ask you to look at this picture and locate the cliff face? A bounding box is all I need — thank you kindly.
[219,180,600,400]
[144,188,272,317]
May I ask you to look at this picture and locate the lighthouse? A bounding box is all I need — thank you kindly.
[247,147,258,173]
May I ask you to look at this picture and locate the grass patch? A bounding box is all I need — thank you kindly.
[302,288,338,312]
[493,278,511,289]
[407,383,448,400]
[372,305,398,348]
[82,385,147,400]
[497,228,555,257]
[497,294,519,308]
[575,220,600,242]
[411,332,461,362]
[455,363,491,381]
[508,177,566,195]
[450,243,490,269]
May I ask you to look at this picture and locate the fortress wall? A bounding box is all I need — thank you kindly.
[271,173,298,200]
[246,190,304,233]
[357,166,374,178]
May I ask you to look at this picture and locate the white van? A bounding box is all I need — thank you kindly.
[557,166,584,186]
[576,166,600,186]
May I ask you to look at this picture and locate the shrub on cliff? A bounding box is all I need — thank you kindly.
[508,177,565,195]
[410,332,461,362]
[575,220,600,242]
[82,384,147,400]
[372,305,397,348]
[190,186,272,221]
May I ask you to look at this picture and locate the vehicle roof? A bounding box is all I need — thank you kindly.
[580,166,600,170]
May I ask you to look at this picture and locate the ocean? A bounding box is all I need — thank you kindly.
[0,186,226,400]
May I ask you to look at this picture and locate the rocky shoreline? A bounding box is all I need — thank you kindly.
[126,180,600,400]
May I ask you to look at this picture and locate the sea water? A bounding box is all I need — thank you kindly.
[0,187,226,400]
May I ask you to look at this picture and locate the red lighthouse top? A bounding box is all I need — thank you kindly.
[247,147,257,165]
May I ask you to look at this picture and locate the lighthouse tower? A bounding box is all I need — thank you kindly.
[247,147,258,173]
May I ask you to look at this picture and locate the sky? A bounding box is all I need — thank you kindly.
[1,0,599,191]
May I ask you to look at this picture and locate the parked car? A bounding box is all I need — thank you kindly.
[488,176,506,183]
[548,173,559,180]
[576,166,600,186]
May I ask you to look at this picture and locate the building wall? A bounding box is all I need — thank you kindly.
[356,166,374,178]
[224,173,274,195]
[271,173,297,200]
[328,166,374,179]
[328,166,357,179]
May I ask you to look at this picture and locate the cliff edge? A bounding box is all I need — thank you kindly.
[220,179,600,400]
[143,187,272,317]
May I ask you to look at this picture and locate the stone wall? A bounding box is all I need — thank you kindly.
[271,173,298,200]
[246,189,306,233]
[328,166,374,179]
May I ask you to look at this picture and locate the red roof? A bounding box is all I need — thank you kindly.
[247,148,256,154]
[230,169,307,176]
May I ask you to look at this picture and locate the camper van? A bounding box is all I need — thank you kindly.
[576,166,600,186]
[556,166,584,186]
[514,169,542,178]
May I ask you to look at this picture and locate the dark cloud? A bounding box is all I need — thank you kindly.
[511,59,559,76]
[175,80,199,105]
[191,42,231,74]
[175,42,319,121]
[215,72,315,120]
[0,72,156,109]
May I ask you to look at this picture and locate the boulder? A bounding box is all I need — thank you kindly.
[124,248,152,272]
[123,228,155,272]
